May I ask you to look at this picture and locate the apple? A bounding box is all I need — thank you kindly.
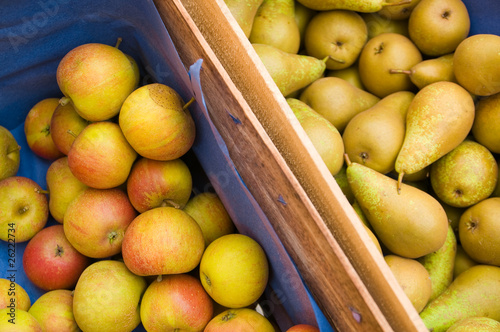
[72,260,147,332]
[0,125,21,181]
[63,187,137,258]
[24,97,65,160]
[183,191,236,246]
[56,41,138,122]
[140,274,214,331]
[0,176,48,242]
[28,289,79,332]
[50,102,89,155]
[23,224,91,291]
[121,206,205,276]
[0,278,31,311]
[126,157,193,213]
[119,83,196,161]
[199,233,269,308]
[0,308,42,331]
[204,308,275,332]
[286,323,320,332]
[67,121,137,189]
[46,156,88,223]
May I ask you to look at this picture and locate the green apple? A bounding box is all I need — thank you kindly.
[0,125,21,181]
[67,121,137,189]
[0,308,42,331]
[140,274,213,332]
[73,260,147,332]
[24,97,65,160]
[119,83,196,161]
[183,192,236,246]
[28,289,79,331]
[126,157,193,213]
[199,234,269,308]
[56,41,138,122]
[204,308,275,332]
[63,187,137,258]
[0,176,48,242]
[50,102,89,155]
[121,206,205,276]
[0,278,31,311]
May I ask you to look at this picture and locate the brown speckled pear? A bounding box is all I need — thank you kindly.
[295,0,412,13]
[446,317,500,331]
[224,0,264,38]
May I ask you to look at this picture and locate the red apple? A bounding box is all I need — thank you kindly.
[0,125,21,181]
[204,308,275,332]
[67,121,137,189]
[50,102,89,155]
[126,157,193,213]
[121,206,205,276]
[286,324,320,332]
[0,176,48,242]
[24,97,65,160]
[28,289,79,331]
[140,274,214,332]
[63,187,137,258]
[23,224,91,291]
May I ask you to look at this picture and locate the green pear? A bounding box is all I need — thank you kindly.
[249,0,300,54]
[326,64,364,90]
[453,34,500,96]
[408,0,470,57]
[361,12,409,40]
[224,0,264,38]
[472,92,500,154]
[358,32,422,98]
[342,90,414,174]
[294,1,316,51]
[376,0,421,20]
[430,140,498,208]
[389,53,456,90]
[299,76,380,132]
[304,10,368,70]
[346,157,449,259]
[295,0,412,13]
[334,164,355,204]
[385,255,432,313]
[395,81,475,190]
[453,244,477,279]
[287,98,344,176]
[352,200,370,229]
[419,265,500,332]
[459,197,500,267]
[418,225,457,302]
[252,43,326,97]
[447,317,500,332]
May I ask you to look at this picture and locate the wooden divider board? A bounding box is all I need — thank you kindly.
[152,1,428,331]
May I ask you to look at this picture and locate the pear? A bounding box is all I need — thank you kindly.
[326,64,364,90]
[384,255,432,313]
[419,265,500,332]
[453,34,500,96]
[252,43,326,97]
[304,10,368,70]
[358,32,422,98]
[249,0,301,54]
[0,125,21,181]
[342,91,414,174]
[389,53,456,90]
[295,0,412,13]
[453,244,477,279]
[430,140,498,208]
[447,317,500,332]
[417,225,457,302]
[299,76,380,132]
[345,157,449,259]
[334,164,355,204]
[294,2,316,50]
[376,0,421,20]
[439,199,465,234]
[287,98,344,176]
[459,197,500,267]
[363,223,383,255]
[408,0,470,57]
[361,12,409,40]
[472,92,500,154]
[395,81,475,190]
[352,200,370,229]
[224,0,264,38]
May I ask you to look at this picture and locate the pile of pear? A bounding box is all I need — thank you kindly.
[225,0,500,330]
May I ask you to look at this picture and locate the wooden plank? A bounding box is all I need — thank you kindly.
[152,1,395,331]
[156,1,429,332]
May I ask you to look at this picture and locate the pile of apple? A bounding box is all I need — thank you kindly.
[0,39,315,332]
[226,0,500,330]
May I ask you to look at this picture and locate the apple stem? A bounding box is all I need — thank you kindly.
[67,129,78,138]
[162,199,182,209]
[7,145,21,154]
[156,275,163,282]
[397,172,404,195]
[115,37,123,49]
[59,97,71,106]
[35,188,50,195]
[55,244,64,257]
[108,231,118,244]
[182,97,196,111]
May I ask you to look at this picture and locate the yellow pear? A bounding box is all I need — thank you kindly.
[295,0,413,13]
[224,0,264,38]
[361,12,409,39]
[326,64,364,90]
[471,92,500,154]
[447,317,500,332]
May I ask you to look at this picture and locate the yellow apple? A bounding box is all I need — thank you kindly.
[204,308,275,332]
[0,278,30,311]
[0,308,42,331]
[28,289,79,331]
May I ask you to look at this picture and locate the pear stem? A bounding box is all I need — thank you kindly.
[182,97,196,111]
[59,97,71,106]
[115,37,123,49]
[389,69,412,75]
[397,172,404,195]
[383,0,412,7]
[344,153,352,167]
[327,54,346,64]
[7,145,21,154]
